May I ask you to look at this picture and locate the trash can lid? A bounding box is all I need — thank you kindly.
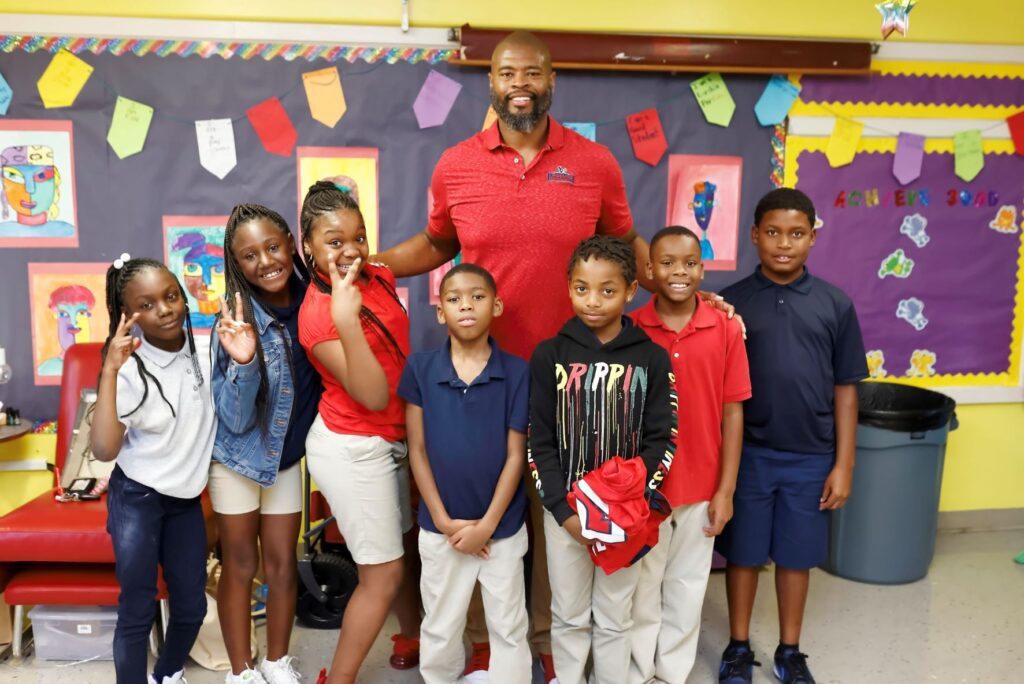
[857,382,956,432]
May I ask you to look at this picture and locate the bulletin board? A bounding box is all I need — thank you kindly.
[0,35,776,418]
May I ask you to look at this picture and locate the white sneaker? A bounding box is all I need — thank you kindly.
[260,655,302,684]
[461,671,490,684]
[148,670,188,684]
[226,667,268,683]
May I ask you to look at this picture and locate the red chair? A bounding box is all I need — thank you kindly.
[0,343,214,657]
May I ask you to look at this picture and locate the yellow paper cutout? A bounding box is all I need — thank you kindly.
[107,96,154,159]
[482,106,498,132]
[302,67,347,128]
[37,49,94,109]
[825,118,863,167]
[784,135,1024,390]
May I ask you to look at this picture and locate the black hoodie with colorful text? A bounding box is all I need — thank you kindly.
[528,316,678,525]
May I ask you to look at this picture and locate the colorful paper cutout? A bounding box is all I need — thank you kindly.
[296,147,380,251]
[866,350,888,378]
[36,49,94,109]
[893,132,925,185]
[896,297,928,331]
[195,119,237,180]
[1008,110,1024,157]
[565,122,597,141]
[825,118,863,167]
[878,248,915,279]
[412,70,462,129]
[690,73,736,127]
[106,96,153,160]
[247,97,297,157]
[163,216,229,331]
[626,108,668,166]
[953,129,984,181]
[27,262,110,385]
[0,119,79,248]
[906,349,937,377]
[482,106,498,131]
[899,213,930,247]
[302,66,347,128]
[754,75,800,127]
[0,71,11,116]
[988,205,1020,234]
[876,0,916,39]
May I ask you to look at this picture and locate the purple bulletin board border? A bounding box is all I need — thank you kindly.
[785,136,1024,391]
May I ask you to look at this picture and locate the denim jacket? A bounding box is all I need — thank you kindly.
[211,299,294,486]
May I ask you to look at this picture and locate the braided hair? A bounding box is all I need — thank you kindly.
[101,258,203,419]
[221,203,309,436]
[300,181,406,361]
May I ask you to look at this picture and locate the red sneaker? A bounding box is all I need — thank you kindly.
[389,633,420,670]
[541,653,559,683]
[462,641,491,681]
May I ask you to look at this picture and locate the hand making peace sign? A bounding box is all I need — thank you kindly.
[329,257,364,331]
[216,292,257,365]
[102,312,142,374]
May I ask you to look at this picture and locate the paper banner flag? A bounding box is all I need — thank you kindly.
[302,66,347,128]
[690,73,736,127]
[0,71,11,116]
[482,106,498,131]
[247,97,297,157]
[106,96,154,159]
[953,129,984,182]
[626,108,668,166]
[195,119,237,180]
[825,118,864,167]
[413,70,462,129]
[754,75,800,127]
[565,122,597,141]
[37,49,94,109]
[1007,110,1024,157]
[893,132,925,185]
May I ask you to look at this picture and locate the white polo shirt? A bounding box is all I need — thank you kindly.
[115,334,215,499]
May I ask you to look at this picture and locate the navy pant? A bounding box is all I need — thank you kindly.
[107,466,207,683]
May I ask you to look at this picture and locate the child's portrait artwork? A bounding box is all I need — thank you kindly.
[297,147,379,251]
[666,155,743,271]
[0,120,78,248]
[28,263,110,385]
[163,215,228,332]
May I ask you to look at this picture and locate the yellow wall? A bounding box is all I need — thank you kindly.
[3,0,1024,46]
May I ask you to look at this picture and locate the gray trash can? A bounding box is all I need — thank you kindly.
[823,382,957,584]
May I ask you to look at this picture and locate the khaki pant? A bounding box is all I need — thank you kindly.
[629,502,714,684]
[544,511,642,684]
[466,480,552,656]
[419,525,531,684]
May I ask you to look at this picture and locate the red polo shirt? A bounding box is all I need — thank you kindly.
[428,117,633,360]
[298,264,409,441]
[631,297,752,505]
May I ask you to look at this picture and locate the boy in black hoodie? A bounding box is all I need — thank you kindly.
[528,235,677,684]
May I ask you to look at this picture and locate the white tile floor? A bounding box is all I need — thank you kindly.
[2,528,1022,683]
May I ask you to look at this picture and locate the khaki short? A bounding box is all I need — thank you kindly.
[305,414,412,566]
[208,460,303,516]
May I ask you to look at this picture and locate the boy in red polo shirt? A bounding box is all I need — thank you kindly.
[629,226,751,683]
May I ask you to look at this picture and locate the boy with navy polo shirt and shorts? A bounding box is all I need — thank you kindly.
[398,263,531,684]
[716,188,868,684]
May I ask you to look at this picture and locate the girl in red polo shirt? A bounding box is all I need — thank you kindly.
[297,181,418,684]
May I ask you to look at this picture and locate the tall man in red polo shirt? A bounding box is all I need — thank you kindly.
[376,30,652,684]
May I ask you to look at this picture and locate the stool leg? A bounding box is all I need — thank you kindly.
[12,605,23,658]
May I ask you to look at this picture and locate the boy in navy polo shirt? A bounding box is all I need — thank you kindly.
[716,188,867,684]
[398,263,531,684]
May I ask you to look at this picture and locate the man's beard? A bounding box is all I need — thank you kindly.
[489,88,553,133]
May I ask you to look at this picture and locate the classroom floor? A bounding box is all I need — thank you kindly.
[1,528,1021,683]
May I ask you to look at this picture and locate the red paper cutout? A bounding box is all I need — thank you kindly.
[246,97,297,157]
[626,108,667,167]
[1008,110,1024,157]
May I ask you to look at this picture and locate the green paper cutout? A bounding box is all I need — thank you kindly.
[878,248,915,279]
[107,96,154,159]
[690,73,736,127]
[953,129,984,182]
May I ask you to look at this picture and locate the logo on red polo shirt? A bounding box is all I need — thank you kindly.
[547,165,576,184]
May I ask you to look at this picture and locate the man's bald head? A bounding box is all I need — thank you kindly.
[490,31,552,72]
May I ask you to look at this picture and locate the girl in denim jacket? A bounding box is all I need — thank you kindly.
[210,204,322,684]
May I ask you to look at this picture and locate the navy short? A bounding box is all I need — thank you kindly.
[715,444,833,570]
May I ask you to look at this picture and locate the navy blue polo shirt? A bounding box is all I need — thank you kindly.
[397,338,529,539]
[720,267,868,454]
